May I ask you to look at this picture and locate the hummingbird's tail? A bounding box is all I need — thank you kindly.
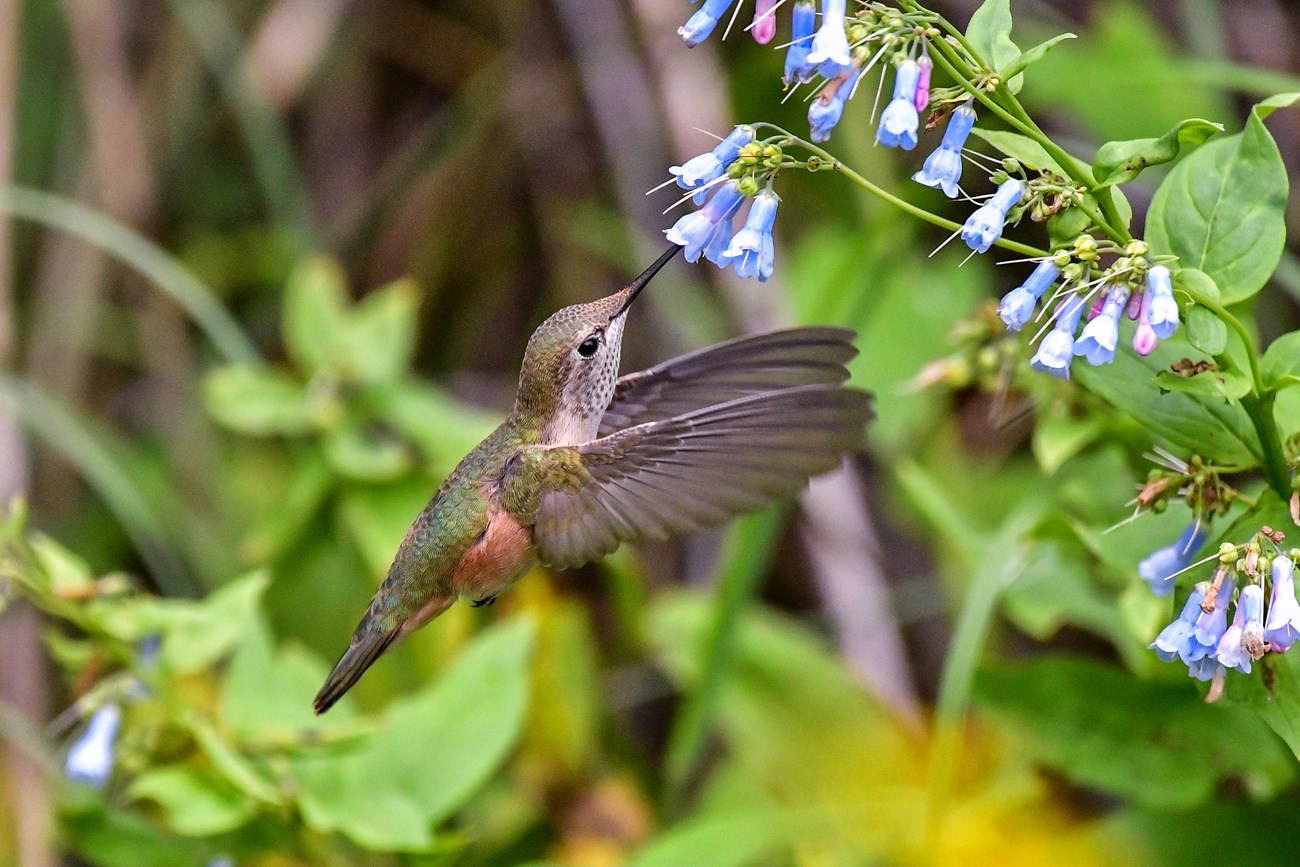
[313,623,400,714]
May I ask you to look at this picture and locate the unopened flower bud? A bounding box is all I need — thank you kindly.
[1218,542,1238,563]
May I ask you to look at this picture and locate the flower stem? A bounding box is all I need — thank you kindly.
[761,126,1049,259]
[1186,289,1293,499]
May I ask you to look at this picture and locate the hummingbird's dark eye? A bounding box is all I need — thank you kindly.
[577,336,600,358]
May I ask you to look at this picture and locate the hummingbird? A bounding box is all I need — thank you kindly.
[313,245,873,713]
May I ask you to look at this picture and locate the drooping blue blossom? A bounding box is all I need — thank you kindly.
[65,703,122,788]
[665,182,746,262]
[1265,556,1300,651]
[875,60,921,150]
[784,2,819,85]
[704,209,738,268]
[1150,582,1209,663]
[1139,522,1208,597]
[1188,574,1236,661]
[997,258,1060,332]
[1186,654,1223,682]
[806,0,851,78]
[1218,584,1264,673]
[808,67,863,143]
[725,189,779,281]
[679,0,738,47]
[1028,292,1086,379]
[1146,265,1180,339]
[960,179,1023,253]
[1074,285,1130,366]
[1241,580,1267,659]
[671,125,755,204]
[912,104,976,198]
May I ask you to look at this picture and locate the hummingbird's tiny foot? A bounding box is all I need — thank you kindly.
[471,594,499,608]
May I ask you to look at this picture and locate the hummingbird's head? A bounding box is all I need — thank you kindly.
[512,245,681,444]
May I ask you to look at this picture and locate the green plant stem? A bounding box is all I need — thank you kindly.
[923,30,1131,245]
[1186,289,1292,499]
[760,127,1049,259]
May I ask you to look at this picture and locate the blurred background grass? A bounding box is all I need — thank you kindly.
[2,0,1300,864]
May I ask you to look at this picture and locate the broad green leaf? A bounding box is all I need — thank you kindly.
[970,128,1067,176]
[966,0,1019,75]
[1154,366,1251,402]
[630,810,800,867]
[221,616,357,741]
[1093,118,1223,187]
[974,656,1294,809]
[322,419,414,482]
[1174,266,1221,304]
[338,279,419,383]
[1002,33,1076,80]
[127,765,257,836]
[188,718,283,806]
[59,800,214,867]
[1073,336,1259,466]
[202,365,316,436]
[1262,332,1300,389]
[1146,94,1299,304]
[292,618,536,851]
[283,256,350,375]
[1031,405,1102,474]
[142,572,270,674]
[1184,304,1228,355]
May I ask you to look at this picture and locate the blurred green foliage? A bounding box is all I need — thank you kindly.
[3,0,1300,865]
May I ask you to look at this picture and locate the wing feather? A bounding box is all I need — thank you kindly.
[529,383,873,568]
[599,327,858,436]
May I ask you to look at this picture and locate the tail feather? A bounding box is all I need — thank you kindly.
[313,625,400,714]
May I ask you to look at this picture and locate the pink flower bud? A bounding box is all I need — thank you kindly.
[914,55,933,112]
[751,0,777,44]
[1133,316,1158,355]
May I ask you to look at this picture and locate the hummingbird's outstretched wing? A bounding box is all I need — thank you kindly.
[517,383,873,569]
[598,327,858,436]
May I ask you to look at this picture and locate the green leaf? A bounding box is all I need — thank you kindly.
[1262,332,1300,389]
[974,656,1294,809]
[969,128,1067,176]
[1174,266,1221,304]
[202,365,316,436]
[966,0,1019,75]
[1073,337,1259,466]
[1185,304,1228,355]
[221,616,357,742]
[1146,94,1299,304]
[1154,366,1251,402]
[292,618,536,851]
[1092,118,1224,187]
[1002,33,1076,80]
[1226,615,1300,761]
[283,256,350,375]
[1046,206,1090,249]
[143,572,270,674]
[1031,406,1102,474]
[339,279,419,383]
[322,419,414,482]
[128,765,257,836]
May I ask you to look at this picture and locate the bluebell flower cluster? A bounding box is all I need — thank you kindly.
[996,242,1184,380]
[666,180,780,282]
[1145,534,1300,683]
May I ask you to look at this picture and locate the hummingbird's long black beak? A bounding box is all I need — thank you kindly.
[613,243,682,319]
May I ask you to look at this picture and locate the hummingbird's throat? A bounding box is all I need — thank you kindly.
[542,316,625,446]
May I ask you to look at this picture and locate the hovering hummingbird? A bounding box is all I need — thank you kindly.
[314,245,873,713]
